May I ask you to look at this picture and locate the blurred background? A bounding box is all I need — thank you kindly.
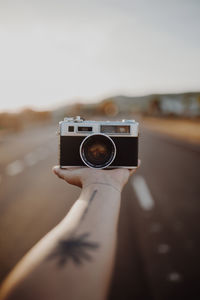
[0,0,200,299]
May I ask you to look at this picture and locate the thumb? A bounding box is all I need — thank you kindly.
[52,166,71,180]
[52,166,82,187]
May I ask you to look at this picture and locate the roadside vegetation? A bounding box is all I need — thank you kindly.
[1,92,200,144]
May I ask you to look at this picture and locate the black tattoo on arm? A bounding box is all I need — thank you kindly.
[49,232,99,266]
[79,189,97,225]
[49,190,99,267]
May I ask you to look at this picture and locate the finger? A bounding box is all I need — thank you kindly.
[53,166,71,177]
[52,166,60,174]
[52,166,67,180]
[52,166,82,187]
[138,159,141,167]
[52,166,74,179]
[129,169,135,176]
[128,160,141,176]
[53,166,77,174]
[128,159,141,174]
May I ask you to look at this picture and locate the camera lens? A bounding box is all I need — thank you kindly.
[80,134,116,169]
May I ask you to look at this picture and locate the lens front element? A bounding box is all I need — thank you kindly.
[80,134,116,169]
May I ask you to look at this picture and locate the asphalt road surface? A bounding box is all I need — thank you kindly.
[0,123,200,300]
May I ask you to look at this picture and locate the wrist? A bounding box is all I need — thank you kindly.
[81,172,123,193]
[83,181,121,193]
[79,182,121,208]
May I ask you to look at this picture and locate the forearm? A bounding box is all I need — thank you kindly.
[0,183,121,300]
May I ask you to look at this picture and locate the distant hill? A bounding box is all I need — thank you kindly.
[53,91,200,119]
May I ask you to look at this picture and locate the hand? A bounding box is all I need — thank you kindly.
[53,164,139,192]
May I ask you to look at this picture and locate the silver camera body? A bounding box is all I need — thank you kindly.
[59,116,139,169]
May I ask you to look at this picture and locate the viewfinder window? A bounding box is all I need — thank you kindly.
[101,125,130,134]
[78,126,93,132]
[68,126,74,132]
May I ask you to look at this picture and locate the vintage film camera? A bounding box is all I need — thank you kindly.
[58,116,139,169]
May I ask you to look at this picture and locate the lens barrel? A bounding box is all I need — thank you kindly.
[80,134,116,169]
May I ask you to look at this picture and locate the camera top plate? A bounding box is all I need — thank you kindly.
[59,116,139,137]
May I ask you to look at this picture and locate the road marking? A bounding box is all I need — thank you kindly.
[6,160,24,176]
[132,175,155,210]
[167,272,182,283]
[157,244,170,254]
[5,146,49,177]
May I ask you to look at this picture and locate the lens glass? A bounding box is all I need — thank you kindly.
[81,135,115,168]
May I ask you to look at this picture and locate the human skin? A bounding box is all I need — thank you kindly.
[0,166,138,300]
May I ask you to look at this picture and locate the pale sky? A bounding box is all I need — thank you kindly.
[0,0,200,112]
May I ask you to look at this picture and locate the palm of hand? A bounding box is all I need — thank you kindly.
[53,166,136,191]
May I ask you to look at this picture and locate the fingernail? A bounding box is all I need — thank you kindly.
[52,166,59,174]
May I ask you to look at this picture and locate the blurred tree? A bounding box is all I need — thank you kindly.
[0,113,22,132]
[98,99,119,117]
[148,97,161,116]
[20,108,51,122]
[69,103,84,116]
[0,109,51,135]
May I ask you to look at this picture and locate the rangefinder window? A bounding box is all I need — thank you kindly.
[78,126,93,132]
[100,125,130,134]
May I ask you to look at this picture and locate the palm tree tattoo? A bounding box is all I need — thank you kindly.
[49,233,99,266]
[49,190,99,267]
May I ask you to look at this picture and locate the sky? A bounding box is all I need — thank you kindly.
[0,0,200,112]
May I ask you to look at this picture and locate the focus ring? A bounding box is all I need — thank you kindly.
[80,133,116,169]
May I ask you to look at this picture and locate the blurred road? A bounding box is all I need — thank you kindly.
[0,124,200,300]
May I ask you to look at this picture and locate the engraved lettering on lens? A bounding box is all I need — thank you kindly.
[80,134,116,169]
